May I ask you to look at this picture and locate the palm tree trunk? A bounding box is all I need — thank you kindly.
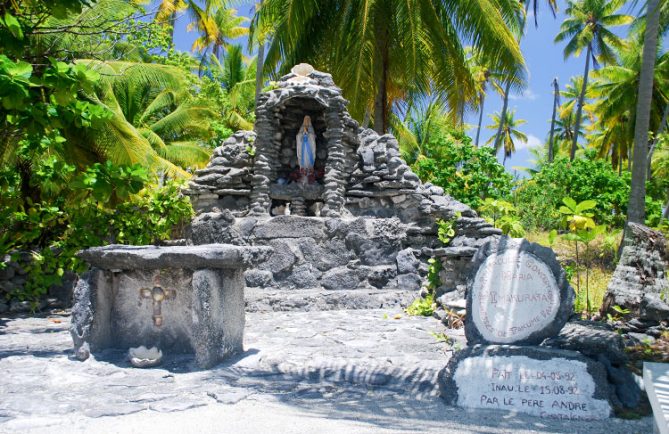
[494,2,528,150]
[647,100,669,180]
[255,40,265,105]
[627,0,661,224]
[475,92,485,147]
[571,44,591,161]
[373,45,389,134]
[254,0,265,105]
[548,77,559,162]
[494,81,512,150]
[663,188,669,220]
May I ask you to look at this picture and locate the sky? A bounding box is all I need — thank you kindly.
[166,0,654,176]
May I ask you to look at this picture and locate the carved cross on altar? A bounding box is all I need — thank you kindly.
[139,286,176,327]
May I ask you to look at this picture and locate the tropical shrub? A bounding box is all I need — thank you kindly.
[514,151,632,230]
[410,128,513,209]
[0,159,193,302]
[478,198,525,237]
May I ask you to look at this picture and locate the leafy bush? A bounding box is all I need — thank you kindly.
[410,128,513,209]
[478,198,525,237]
[0,159,193,302]
[514,151,631,230]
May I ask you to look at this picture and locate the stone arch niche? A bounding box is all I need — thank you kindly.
[248,70,349,217]
[269,96,328,216]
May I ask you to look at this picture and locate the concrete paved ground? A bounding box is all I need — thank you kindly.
[0,309,653,433]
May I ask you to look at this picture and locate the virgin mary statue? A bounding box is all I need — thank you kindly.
[296,116,316,182]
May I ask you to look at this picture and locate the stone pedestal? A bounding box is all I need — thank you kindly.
[70,244,272,368]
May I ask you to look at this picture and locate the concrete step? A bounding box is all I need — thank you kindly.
[245,287,419,312]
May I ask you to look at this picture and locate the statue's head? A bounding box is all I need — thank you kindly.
[303,115,312,127]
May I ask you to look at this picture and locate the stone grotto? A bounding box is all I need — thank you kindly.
[183,64,501,309]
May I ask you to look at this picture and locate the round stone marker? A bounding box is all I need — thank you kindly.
[465,237,574,345]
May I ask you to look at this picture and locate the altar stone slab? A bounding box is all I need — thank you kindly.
[71,244,272,368]
[438,346,612,421]
[466,237,575,345]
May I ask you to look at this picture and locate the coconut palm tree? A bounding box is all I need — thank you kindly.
[552,110,583,158]
[486,110,527,165]
[547,77,560,162]
[628,0,663,224]
[156,0,246,52]
[191,6,248,57]
[590,33,669,169]
[66,61,215,176]
[465,48,509,147]
[253,0,526,134]
[559,76,596,122]
[206,45,257,130]
[249,0,274,104]
[588,114,632,173]
[390,97,453,163]
[555,0,633,161]
[527,0,558,26]
[493,0,558,151]
[632,0,669,41]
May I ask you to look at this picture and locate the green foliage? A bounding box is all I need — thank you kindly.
[479,198,525,237]
[406,293,434,317]
[485,109,527,164]
[497,216,526,238]
[563,264,576,281]
[437,217,457,245]
[606,305,631,322]
[411,128,513,209]
[0,153,193,303]
[0,0,248,305]
[246,144,256,158]
[559,197,597,231]
[256,0,525,126]
[72,161,148,204]
[559,196,606,315]
[426,258,442,291]
[430,331,452,345]
[514,152,634,230]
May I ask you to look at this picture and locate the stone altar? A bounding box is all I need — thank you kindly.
[70,244,272,368]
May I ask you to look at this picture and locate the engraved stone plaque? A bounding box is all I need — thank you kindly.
[466,237,574,345]
[438,346,612,421]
